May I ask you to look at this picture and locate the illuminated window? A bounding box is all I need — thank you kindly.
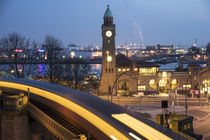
[183,85,191,89]
[172,79,177,85]
[118,69,121,72]
[149,79,155,85]
[122,69,126,72]
[188,123,191,129]
[184,125,187,130]
[108,40,110,44]
[202,78,210,93]
[139,67,158,75]
[162,71,167,77]
[127,68,130,71]
[138,85,146,91]
[159,80,167,87]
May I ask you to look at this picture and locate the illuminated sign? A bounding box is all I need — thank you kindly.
[38,49,45,53]
[14,49,23,53]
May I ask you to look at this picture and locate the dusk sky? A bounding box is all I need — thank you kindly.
[0,0,210,47]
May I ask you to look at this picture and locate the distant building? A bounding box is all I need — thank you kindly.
[68,44,79,50]
[146,44,174,55]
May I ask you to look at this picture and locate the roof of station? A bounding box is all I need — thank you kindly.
[116,53,159,68]
[116,53,132,67]
[0,78,185,140]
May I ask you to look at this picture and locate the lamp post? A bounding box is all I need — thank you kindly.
[185,75,191,116]
[112,71,131,96]
[111,68,139,99]
[106,51,112,102]
[185,92,188,116]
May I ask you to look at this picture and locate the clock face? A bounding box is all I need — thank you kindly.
[106,31,112,37]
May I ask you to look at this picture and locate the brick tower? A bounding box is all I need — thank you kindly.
[99,5,116,95]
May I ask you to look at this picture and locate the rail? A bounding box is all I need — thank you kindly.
[28,103,86,140]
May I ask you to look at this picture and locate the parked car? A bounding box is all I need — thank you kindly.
[148,93,158,97]
[132,92,144,97]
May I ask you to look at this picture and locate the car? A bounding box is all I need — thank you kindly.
[132,92,144,97]
[148,93,158,97]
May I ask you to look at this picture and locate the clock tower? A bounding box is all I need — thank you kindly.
[99,5,116,95]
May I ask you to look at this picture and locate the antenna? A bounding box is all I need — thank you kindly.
[195,38,197,46]
[179,40,181,48]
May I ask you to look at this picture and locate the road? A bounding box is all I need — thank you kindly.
[184,107,210,140]
[127,104,210,140]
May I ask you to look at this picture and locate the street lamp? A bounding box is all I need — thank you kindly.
[185,92,188,116]
[112,70,131,97]
[185,75,191,116]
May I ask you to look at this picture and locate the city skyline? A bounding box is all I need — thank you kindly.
[0,0,210,47]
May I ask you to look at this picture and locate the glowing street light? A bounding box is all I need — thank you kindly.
[11,70,14,73]
[70,51,75,58]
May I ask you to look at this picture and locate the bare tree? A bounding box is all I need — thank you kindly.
[43,35,63,83]
[62,58,91,89]
[0,32,34,78]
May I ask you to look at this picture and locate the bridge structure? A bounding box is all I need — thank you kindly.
[0,54,187,65]
[0,78,187,140]
[0,58,102,64]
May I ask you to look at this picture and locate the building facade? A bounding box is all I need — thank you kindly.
[115,55,210,96]
[99,6,210,96]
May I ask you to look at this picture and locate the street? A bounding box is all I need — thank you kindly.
[127,104,210,140]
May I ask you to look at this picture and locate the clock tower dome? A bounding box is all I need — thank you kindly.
[99,5,116,95]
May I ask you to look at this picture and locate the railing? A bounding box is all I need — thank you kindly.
[28,103,86,140]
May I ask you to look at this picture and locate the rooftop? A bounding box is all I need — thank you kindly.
[104,5,113,18]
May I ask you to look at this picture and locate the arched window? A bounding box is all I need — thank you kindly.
[203,78,210,94]
[118,81,128,90]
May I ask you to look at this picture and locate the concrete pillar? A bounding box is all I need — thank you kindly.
[1,113,29,140]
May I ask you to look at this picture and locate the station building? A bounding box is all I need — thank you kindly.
[99,6,210,96]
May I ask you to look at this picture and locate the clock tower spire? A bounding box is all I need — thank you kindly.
[99,5,116,95]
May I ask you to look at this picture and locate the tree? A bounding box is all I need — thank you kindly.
[43,35,63,83]
[62,58,91,89]
[0,32,34,78]
[43,36,91,88]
